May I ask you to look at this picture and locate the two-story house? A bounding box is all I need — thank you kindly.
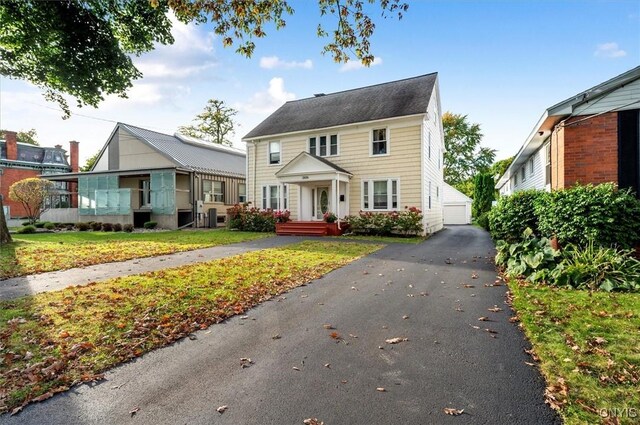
[242,73,445,235]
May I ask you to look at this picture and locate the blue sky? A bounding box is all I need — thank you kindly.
[0,0,638,164]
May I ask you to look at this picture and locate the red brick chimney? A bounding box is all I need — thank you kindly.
[69,140,79,172]
[4,131,17,160]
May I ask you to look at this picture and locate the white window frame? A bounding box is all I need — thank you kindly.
[361,178,400,211]
[261,184,288,210]
[268,141,281,165]
[428,130,431,159]
[308,134,339,157]
[521,166,526,182]
[529,157,534,174]
[203,180,224,203]
[238,183,246,203]
[370,127,390,157]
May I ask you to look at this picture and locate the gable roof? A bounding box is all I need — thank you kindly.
[99,123,246,177]
[243,73,438,139]
[275,152,352,178]
[496,66,640,189]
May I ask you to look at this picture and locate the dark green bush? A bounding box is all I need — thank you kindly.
[143,221,158,229]
[123,224,134,233]
[90,222,102,231]
[75,222,90,231]
[112,223,123,232]
[101,222,113,232]
[21,220,31,226]
[475,212,490,231]
[65,224,74,231]
[34,222,46,229]
[472,173,495,218]
[17,225,36,234]
[43,222,56,230]
[536,183,640,249]
[489,190,547,243]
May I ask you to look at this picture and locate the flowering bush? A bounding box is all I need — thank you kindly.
[227,203,287,232]
[323,212,337,223]
[344,206,423,236]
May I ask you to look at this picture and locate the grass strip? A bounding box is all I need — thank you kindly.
[0,230,271,279]
[508,281,640,424]
[0,240,382,414]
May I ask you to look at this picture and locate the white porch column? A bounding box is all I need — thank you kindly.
[332,178,338,216]
[297,184,302,220]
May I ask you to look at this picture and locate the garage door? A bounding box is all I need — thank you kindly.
[444,204,468,224]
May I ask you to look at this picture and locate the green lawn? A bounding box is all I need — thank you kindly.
[0,230,271,279]
[0,240,382,414]
[509,282,640,424]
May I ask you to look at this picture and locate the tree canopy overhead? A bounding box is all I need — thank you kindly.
[0,129,39,146]
[0,0,408,117]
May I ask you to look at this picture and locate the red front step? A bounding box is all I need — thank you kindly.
[275,221,329,236]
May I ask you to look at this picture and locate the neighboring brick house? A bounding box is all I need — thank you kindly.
[0,131,78,218]
[243,73,445,235]
[497,66,640,196]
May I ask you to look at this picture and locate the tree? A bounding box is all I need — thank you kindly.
[490,156,515,179]
[442,112,496,187]
[8,178,56,225]
[1,1,408,116]
[472,173,495,218]
[80,151,100,172]
[0,129,39,145]
[178,99,238,146]
[0,196,11,245]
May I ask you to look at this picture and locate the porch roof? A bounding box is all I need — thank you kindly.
[275,152,352,183]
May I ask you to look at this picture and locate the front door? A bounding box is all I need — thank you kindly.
[315,186,329,220]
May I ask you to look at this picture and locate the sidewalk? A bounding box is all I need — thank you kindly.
[0,236,308,300]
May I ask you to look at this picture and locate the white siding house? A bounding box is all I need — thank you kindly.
[243,74,445,235]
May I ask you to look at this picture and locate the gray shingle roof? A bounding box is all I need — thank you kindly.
[243,73,437,139]
[119,124,246,177]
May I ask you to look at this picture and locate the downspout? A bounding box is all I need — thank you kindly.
[252,141,258,207]
[190,171,196,228]
[336,175,341,230]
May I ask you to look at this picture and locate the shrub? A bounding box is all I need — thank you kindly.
[274,210,291,223]
[472,173,495,218]
[90,222,102,231]
[536,183,640,249]
[475,212,490,231]
[226,203,277,232]
[344,207,423,236]
[323,212,337,223]
[101,222,113,232]
[495,228,561,280]
[143,221,158,229]
[34,222,46,229]
[17,225,36,234]
[75,222,90,231]
[21,221,31,226]
[112,223,123,232]
[489,190,547,243]
[43,222,56,230]
[65,224,74,231]
[123,224,134,233]
[552,243,640,292]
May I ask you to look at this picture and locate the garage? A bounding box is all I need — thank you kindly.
[443,183,472,225]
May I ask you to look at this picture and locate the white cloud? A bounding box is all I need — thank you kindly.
[339,57,383,72]
[594,42,627,58]
[259,56,313,70]
[237,77,296,114]
[136,62,217,79]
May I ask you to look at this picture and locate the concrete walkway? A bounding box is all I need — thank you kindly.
[0,226,559,424]
[0,235,309,300]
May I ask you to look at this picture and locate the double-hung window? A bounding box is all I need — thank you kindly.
[371,128,388,156]
[362,179,399,210]
[203,180,224,203]
[261,184,288,210]
[269,141,281,165]
[545,143,552,185]
[521,167,526,182]
[238,183,246,203]
[309,134,338,157]
[529,157,534,175]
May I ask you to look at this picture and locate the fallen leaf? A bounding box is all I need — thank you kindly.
[293,366,301,371]
[130,406,140,416]
[240,357,254,368]
[376,387,386,392]
[385,337,408,344]
[463,284,475,288]
[477,317,490,322]
[217,405,228,414]
[349,334,358,338]
[324,363,331,368]
[488,306,503,312]
[471,273,478,279]
[272,334,281,340]
[303,418,324,425]
[443,407,464,416]
[484,328,498,334]
[402,315,409,320]
[323,324,335,330]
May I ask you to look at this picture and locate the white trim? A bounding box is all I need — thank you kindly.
[369,127,390,157]
[360,177,401,211]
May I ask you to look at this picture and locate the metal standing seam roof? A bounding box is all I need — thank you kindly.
[243,73,438,139]
[119,124,246,177]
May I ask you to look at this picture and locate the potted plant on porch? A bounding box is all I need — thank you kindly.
[323,211,346,236]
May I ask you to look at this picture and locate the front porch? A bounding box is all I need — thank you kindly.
[275,221,348,236]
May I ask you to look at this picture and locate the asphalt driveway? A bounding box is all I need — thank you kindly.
[1,226,559,424]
